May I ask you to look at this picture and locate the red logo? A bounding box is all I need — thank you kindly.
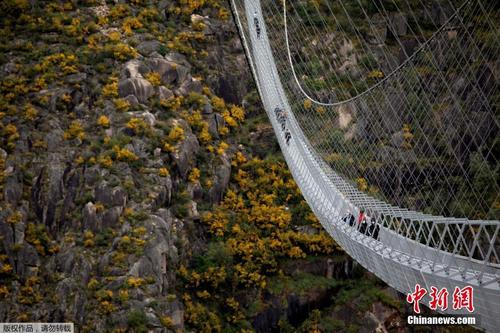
[406,284,427,313]
[429,286,449,311]
[452,286,474,312]
[407,285,474,313]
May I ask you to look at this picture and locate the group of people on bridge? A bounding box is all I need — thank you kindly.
[253,11,261,39]
[343,209,380,240]
[274,107,291,145]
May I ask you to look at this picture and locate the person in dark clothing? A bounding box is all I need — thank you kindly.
[274,107,287,131]
[285,130,291,145]
[359,219,368,235]
[368,217,380,240]
[343,213,355,227]
[274,107,282,119]
[279,110,287,130]
[358,209,368,234]
[254,12,261,38]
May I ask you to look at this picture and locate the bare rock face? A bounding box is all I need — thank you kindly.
[83,202,98,231]
[207,112,224,139]
[208,155,231,203]
[3,173,22,205]
[118,59,155,103]
[16,244,40,279]
[158,86,173,100]
[118,77,154,103]
[31,155,79,233]
[82,185,127,231]
[136,40,162,56]
[175,76,203,96]
[95,184,127,208]
[152,175,173,209]
[101,206,122,229]
[335,104,354,129]
[145,57,190,86]
[168,119,200,179]
[129,210,179,295]
[367,15,387,44]
[389,13,407,37]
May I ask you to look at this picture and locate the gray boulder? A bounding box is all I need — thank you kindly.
[95,184,127,208]
[83,202,99,231]
[207,113,224,139]
[169,120,200,178]
[118,77,154,103]
[158,86,173,100]
[367,15,387,44]
[175,77,202,96]
[101,206,122,229]
[145,58,174,76]
[124,94,140,107]
[208,156,231,203]
[4,175,22,205]
[389,13,407,36]
[136,40,162,56]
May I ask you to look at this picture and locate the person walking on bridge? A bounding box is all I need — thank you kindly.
[358,209,368,234]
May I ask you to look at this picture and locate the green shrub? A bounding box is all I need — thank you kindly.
[127,309,148,333]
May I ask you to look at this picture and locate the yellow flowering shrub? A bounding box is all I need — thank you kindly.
[145,72,161,86]
[160,96,183,111]
[83,230,95,248]
[34,53,78,78]
[211,96,225,112]
[97,115,110,128]
[126,118,148,135]
[218,7,230,21]
[6,211,22,225]
[163,142,176,153]
[102,78,118,98]
[217,141,229,155]
[108,31,121,42]
[122,17,143,35]
[356,177,368,192]
[182,155,340,329]
[0,285,9,298]
[315,106,326,114]
[63,121,85,140]
[114,98,130,112]
[113,145,139,162]
[402,123,413,149]
[368,69,384,79]
[303,99,312,110]
[159,167,170,177]
[109,43,138,61]
[98,155,113,168]
[160,316,174,329]
[222,110,237,128]
[109,4,130,20]
[126,277,145,288]
[197,122,212,143]
[188,167,200,183]
[23,104,38,121]
[230,105,244,122]
[167,125,185,142]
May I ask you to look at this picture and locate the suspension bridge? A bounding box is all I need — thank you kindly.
[229,0,499,331]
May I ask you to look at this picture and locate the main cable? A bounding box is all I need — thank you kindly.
[283,0,470,106]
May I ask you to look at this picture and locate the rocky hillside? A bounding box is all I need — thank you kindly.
[0,1,481,332]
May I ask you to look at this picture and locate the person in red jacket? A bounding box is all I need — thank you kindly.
[358,209,368,234]
[358,209,365,225]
